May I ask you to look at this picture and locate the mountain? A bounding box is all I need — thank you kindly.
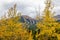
[20,15,60,23]
[19,15,37,30]
[20,15,37,24]
[54,15,60,22]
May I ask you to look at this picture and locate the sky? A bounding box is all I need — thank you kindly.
[0,0,60,18]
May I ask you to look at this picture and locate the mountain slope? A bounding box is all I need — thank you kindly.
[20,15,37,24]
[54,15,60,22]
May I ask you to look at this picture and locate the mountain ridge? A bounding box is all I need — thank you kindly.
[20,15,60,24]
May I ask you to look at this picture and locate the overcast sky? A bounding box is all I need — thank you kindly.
[0,0,60,18]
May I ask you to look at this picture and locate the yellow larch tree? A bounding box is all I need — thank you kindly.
[0,4,33,40]
[36,0,60,40]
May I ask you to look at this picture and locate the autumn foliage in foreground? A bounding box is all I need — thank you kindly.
[0,0,60,40]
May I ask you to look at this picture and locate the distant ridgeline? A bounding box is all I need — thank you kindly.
[54,15,60,22]
[20,15,37,25]
[19,15,60,25]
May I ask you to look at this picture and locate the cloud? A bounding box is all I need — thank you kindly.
[53,0,60,7]
[0,0,45,18]
[0,0,60,18]
[53,6,60,15]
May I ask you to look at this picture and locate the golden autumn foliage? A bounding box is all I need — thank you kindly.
[0,0,60,40]
[0,4,33,40]
[36,0,60,40]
